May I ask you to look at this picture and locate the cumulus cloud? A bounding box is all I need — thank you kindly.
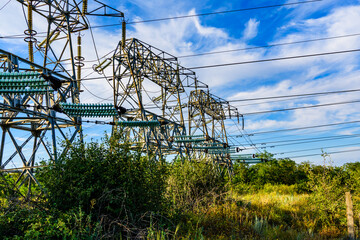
[243,18,260,40]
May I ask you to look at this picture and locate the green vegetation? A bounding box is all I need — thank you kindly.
[1,135,360,239]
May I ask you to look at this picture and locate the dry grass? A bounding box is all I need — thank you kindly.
[176,185,349,239]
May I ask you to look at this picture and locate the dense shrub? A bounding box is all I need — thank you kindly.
[231,158,308,193]
[166,158,227,212]
[35,132,169,236]
[305,158,347,229]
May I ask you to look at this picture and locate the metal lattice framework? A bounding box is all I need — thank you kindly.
[1,1,259,198]
[109,37,244,167]
[0,0,125,196]
[0,49,80,195]
[111,38,208,159]
[188,89,241,169]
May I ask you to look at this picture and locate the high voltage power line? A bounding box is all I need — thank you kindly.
[240,134,360,146]
[69,48,360,83]
[178,33,360,58]
[56,32,360,73]
[247,135,360,149]
[227,88,360,102]
[0,0,322,39]
[91,0,322,26]
[140,98,360,117]
[119,98,360,123]
[241,99,360,115]
[235,120,360,136]
[285,148,360,159]
[106,88,360,110]
[273,142,360,156]
[234,95,351,107]
[189,48,360,69]
[0,0,12,11]
[227,122,360,143]
[240,126,357,143]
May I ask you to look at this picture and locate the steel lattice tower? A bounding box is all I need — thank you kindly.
[188,89,241,170]
[110,38,208,159]
[1,1,248,198]
[0,0,124,196]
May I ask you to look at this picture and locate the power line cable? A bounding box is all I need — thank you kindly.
[252,135,360,149]
[86,17,115,91]
[53,47,360,79]
[242,99,360,116]
[178,33,360,58]
[230,119,259,152]
[138,89,360,111]
[234,95,335,107]
[0,0,12,11]
[243,129,262,153]
[231,120,360,136]
[284,148,360,159]
[273,142,360,156]
[81,83,113,101]
[232,123,360,143]
[233,92,360,107]
[227,88,360,103]
[59,45,360,83]
[190,48,360,70]
[265,126,358,143]
[89,0,322,27]
[241,133,360,146]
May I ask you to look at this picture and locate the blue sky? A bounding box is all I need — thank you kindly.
[1,0,360,166]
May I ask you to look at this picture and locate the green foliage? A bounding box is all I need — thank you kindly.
[231,159,308,193]
[34,132,169,238]
[166,158,227,212]
[343,162,360,192]
[2,138,360,239]
[0,204,102,239]
[306,155,347,229]
[250,159,305,186]
[37,133,167,219]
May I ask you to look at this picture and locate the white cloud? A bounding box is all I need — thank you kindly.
[243,18,260,40]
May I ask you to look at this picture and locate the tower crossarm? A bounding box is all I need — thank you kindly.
[15,0,88,32]
[114,38,202,93]
[189,90,227,120]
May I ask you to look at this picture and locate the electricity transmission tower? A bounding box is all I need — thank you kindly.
[110,37,208,159]
[1,1,252,198]
[0,50,78,195]
[0,0,124,196]
[188,89,241,170]
[109,36,242,164]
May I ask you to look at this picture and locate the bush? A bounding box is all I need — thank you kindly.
[230,159,309,194]
[36,131,169,236]
[306,155,347,230]
[0,204,102,239]
[166,158,227,212]
[250,159,304,186]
